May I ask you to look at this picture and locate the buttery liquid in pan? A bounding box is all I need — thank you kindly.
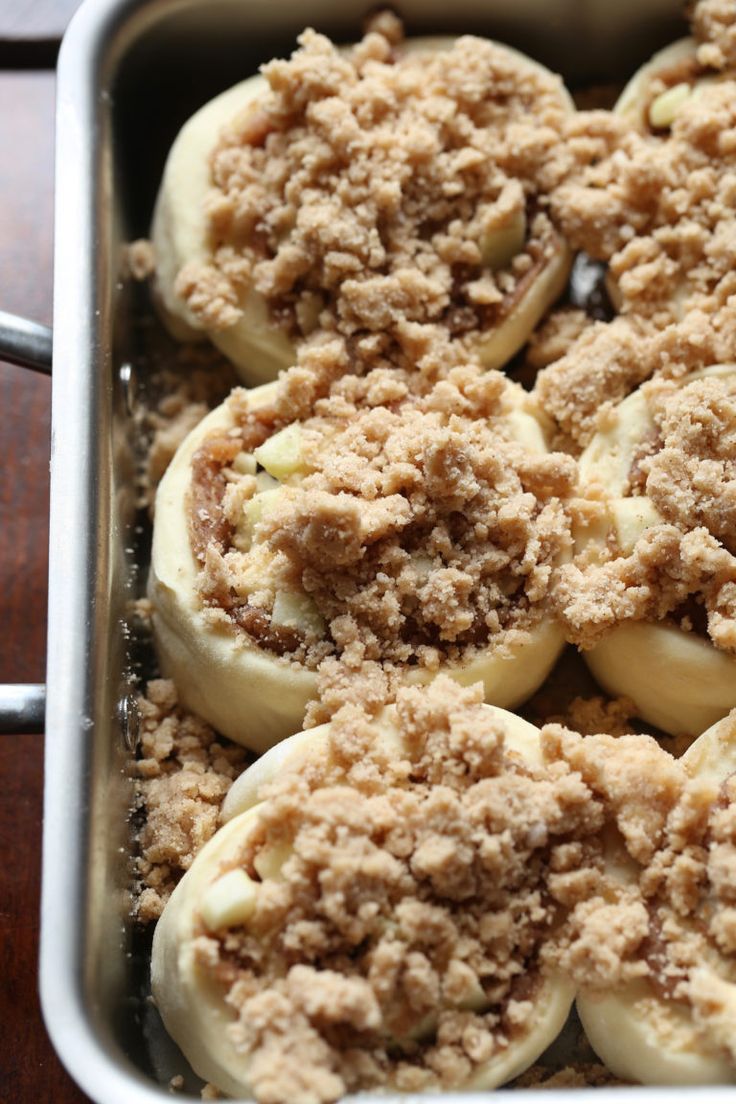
[44,0,694,1100]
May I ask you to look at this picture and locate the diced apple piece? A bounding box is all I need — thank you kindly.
[648,82,691,129]
[505,408,547,455]
[256,470,279,493]
[457,978,488,1012]
[253,840,292,882]
[232,451,257,476]
[200,868,258,931]
[254,424,303,480]
[479,206,526,271]
[271,590,325,636]
[612,497,663,554]
[242,487,284,545]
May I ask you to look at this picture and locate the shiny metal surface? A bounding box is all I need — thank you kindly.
[0,683,45,733]
[0,311,50,734]
[42,0,733,1101]
[0,309,53,375]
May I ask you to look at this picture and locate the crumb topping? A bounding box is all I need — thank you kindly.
[135,680,248,922]
[551,83,736,323]
[523,308,592,373]
[127,238,156,281]
[175,21,571,359]
[142,6,736,1092]
[515,1062,627,1087]
[546,696,639,739]
[147,396,210,501]
[546,711,736,1063]
[691,0,736,71]
[644,374,736,552]
[137,351,238,513]
[533,317,653,451]
[541,725,686,866]
[556,524,736,652]
[188,368,575,689]
[180,679,736,1099]
[194,677,604,1102]
[533,299,736,452]
[556,371,736,651]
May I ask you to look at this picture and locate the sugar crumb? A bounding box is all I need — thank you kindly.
[134,680,249,922]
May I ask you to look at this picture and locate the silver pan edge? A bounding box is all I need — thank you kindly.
[43,1,728,1100]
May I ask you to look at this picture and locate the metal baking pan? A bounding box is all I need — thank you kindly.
[0,0,727,1100]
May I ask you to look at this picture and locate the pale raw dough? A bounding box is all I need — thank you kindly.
[149,383,316,754]
[680,708,736,783]
[151,75,296,383]
[152,708,575,1097]
[577,713,736,1085]
[577,365,736,738]
[149,384,566,751]
[151,808,266,1096]
[475,235,572,372]
[585,621,736,738]
[578,980,735,1086]
[151,37,573,383]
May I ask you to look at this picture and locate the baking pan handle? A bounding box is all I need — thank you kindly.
[0,310,53,375]
[0,684,45,734]
[0,311,50,733]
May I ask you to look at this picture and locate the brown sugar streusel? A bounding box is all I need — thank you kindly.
[555,371,736,654]
[188,366,576,710]
[135,679,249,922]
[554,710,736,1070]
[533,297,736,453]
[175,19,573,360]
[690,0,736,71]
[160,678,736,1102]
[550,81,736,325]
[190,677,606,1101]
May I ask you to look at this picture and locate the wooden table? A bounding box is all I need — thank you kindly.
[0,4,90,1101]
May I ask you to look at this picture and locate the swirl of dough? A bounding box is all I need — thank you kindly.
[151,27,573,384]
[151,683,577,1099]
[559,364,736,738]
[149,373,573,751]
[577,710,736,1085]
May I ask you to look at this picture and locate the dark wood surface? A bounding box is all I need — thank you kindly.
[0,53,91,1104]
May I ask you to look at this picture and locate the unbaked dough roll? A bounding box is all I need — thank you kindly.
[603,34,732,318]
[577,711,736,1085]
[571,364,736,737]
[151,74,295,379]
[149,383,313,753]
[149,376,572,751]
[152,691,576,1099]
[219,695,543,826]
[615,38,721,133]
[151,26,574,384]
